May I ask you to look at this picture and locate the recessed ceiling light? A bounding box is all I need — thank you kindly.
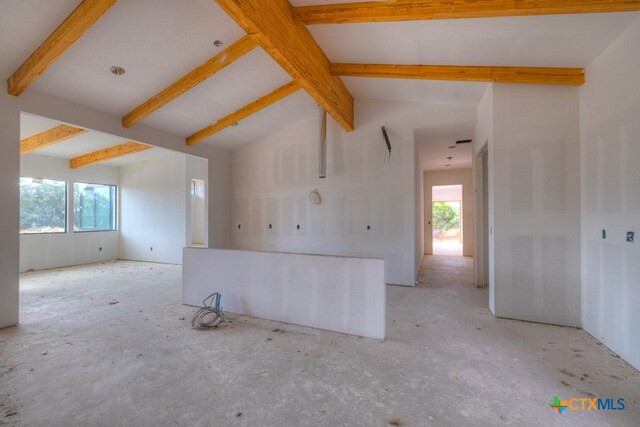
[110,66,125,76]
[214,40,223,47]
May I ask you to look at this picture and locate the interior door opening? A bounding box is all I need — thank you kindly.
[190,178,206,247]
[432,184,463,256]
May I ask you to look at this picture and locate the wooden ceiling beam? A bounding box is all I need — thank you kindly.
[122,35,258,128]
[187,81,300,146]
[330,63,586,85]
[7,0,116,96]
[70,141,151,169]
[293,0,640,25]
[214,0,354,132]
[20,125,87,155]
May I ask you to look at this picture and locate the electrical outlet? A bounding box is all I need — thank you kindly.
[627,231,634,243]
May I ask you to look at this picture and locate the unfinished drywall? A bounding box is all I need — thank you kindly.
[231,98,476,286]
[0,89,231,328]
[492,84,581,327]
[423,169,474,257]
[19,154,120,271]
[414,132,424,278]
[580,16,640,370]
[183,248,386,339]
[0,96,20,329]
[473,86,494,305]
[120,153,190,264]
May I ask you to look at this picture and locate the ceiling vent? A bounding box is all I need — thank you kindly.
[455,139,472,145]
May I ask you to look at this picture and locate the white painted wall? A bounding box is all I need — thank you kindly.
[19,154,120,271]
[423,169,474,257]
[183,248,386,339]
[119,153,192,264]
[0,89,231,328]
[492,84,581,327]
[231,99,476,286]
[579,17,640,370]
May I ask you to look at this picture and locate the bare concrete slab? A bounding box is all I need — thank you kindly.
[1,258,638,426]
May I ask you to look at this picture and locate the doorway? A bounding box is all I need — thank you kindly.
[190,178,206,247]
[432,185,463,256]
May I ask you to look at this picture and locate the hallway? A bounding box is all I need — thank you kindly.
[416,254,474,288]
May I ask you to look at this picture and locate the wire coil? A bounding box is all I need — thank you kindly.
[191,292,224,330]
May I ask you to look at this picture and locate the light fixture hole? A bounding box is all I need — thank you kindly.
[110,66,125,76]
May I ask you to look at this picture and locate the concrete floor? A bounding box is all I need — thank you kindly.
[1,257,639,426]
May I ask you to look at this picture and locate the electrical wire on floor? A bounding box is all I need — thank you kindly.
[191,292,224,330]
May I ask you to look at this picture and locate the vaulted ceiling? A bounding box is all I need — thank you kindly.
[2,0,639,153]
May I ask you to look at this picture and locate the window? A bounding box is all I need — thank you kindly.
[73,182,116,232]
[20,177,67,234]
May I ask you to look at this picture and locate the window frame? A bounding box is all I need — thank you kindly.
[72,181,118,233]
[19,177,68,235]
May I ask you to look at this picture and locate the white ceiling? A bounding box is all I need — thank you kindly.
[20,113,181,167]
[2,1,639,151]
[415,121,476,172]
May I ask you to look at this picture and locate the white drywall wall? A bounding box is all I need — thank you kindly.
[119,153,189,264]
[492,84,581,327]
[0,89,231,328]
[19,154,120,271]
[0,97,20,328]
[473,86,494,306]
[183,248,386,339]
[423,169,474,257]
[579,17,640,370]
[231,98,476,286]
[414,131,424,278]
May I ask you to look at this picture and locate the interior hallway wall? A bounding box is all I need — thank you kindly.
[579,16,640,370]
[231,99,476,286]
[0,89,231,328]
[473,85,495,308]
[19,154,120,272]
[423,169,474,257]
[492,83,581,327]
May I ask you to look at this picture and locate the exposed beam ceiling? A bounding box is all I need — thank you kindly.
[330,64,585,86]
[123,35,258,128]
[7,0,116,96]
[20,125,87,155]
[293,0,640,25]
[187,81,301,146]
[215,0,354,131]
[70,141,151,169]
